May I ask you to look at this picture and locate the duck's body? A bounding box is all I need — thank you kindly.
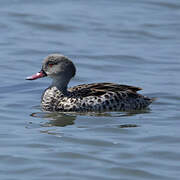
[41,82,152,112]
[27,54,153,112]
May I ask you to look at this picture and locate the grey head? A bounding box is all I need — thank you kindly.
[26,54,76,93]
[42,54,76,79]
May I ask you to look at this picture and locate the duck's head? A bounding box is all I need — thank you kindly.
[26,54,76,91]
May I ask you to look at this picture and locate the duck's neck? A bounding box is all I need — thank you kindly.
[51,77,70,95]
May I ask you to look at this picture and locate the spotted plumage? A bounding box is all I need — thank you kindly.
[27,54,153,112]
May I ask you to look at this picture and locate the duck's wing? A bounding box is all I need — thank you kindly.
[68,82,142,97]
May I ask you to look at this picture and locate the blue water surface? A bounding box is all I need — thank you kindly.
[0,0,180,180]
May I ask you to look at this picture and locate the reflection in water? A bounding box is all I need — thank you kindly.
[31,112,76,127]
[43,115,76,127]
[118,124,139,128]
[30,109,150,128]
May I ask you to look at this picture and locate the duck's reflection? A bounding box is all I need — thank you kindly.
[30,108,151,128]
[30,112,76,127]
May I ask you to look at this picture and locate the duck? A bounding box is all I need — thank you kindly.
[26,54,153,112]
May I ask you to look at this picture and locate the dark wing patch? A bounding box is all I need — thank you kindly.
[68,82,142,97]
[89,83,142,92]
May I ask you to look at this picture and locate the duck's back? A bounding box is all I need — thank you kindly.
[41,83,152,112]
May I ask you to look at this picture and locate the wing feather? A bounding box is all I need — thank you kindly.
[68,83,142,97]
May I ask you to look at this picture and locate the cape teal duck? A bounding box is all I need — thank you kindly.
[26,54,153,112]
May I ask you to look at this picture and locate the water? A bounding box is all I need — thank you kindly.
[0,0,180,179]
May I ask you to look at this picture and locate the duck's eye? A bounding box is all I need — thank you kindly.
[49,64,54,68]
